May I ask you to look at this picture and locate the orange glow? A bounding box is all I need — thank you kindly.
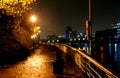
[30,15,37,22]
[31,34,36,39]
[26,55,43,66]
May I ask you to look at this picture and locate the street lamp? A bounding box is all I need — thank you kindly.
[30,15,37,33]
[30,15,37,51]
[89,0,92,56]
[30,15,37,23]
[86,0,92,55]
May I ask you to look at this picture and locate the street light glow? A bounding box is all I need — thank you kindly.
[37,26,40,29]
[31,34,36,39]
[30,15,37,22]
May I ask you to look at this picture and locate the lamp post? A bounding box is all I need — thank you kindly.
[86,0,92,55]
[30,15,37,31]
[89,0,92,56]
[30,15,37,51]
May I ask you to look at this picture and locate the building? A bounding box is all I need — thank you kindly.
[112,22,120,38]
[95,28,120,74]
[65,26,73,39]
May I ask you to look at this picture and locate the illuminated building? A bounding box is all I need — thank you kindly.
[112,22,120,38]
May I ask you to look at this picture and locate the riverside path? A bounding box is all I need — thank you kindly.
[0,44,85,78]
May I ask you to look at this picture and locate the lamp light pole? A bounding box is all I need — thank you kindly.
[30,15,37,51]
[88,0,92,56]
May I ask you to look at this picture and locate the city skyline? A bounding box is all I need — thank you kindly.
[33,0,120,35]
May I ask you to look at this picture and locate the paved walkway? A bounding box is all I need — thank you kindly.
[0,44,85,78]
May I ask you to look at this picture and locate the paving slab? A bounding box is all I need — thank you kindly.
[0,44,85,78]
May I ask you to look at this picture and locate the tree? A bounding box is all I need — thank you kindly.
[0,0,36,53]
[0,0,36,16]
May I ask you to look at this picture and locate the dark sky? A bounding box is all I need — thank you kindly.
[32,0,120,35]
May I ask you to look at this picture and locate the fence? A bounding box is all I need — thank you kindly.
[41,42,118,78]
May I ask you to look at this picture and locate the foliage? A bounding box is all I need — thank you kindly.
[0,0,36,55]
[13,22,33,49]
[0,10,15,36]
[0,0,36,16]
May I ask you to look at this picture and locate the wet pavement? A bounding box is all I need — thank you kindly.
[0,44,84,78]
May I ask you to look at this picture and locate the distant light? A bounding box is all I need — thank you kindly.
[78,47,81,50]
[77,34,80,37]
[82,38,85,40]
[78,38,80,41]
[114,43,118,61]
[37,27,40,29]
[83,47,86,51]
[31,34,36,39]
[52,40,54,42]
[69,38,72,41]
[74,38,76,41]
[57,40,59,42]
[100,46,104,51]
[38,30,41,33]
[48,40,50,43]
[117,23,120,26]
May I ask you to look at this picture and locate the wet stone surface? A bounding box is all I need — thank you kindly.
[0,45,84,78]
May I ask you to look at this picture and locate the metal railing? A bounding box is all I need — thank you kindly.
[41,42,118,78]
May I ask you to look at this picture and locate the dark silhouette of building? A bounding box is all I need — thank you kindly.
[95,29,119,73]
[65,26,73,39]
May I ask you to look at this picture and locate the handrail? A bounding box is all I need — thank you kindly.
[41,42,118,78]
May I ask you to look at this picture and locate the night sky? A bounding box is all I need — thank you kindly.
[32,0,120,35]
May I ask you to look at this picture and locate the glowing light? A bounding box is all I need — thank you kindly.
[56,40,59,42]
[117,23,120,25]
[100,46,104,51]
[52,40,55,42]
[78,38,80,41]
[38,30,41,33]
[74,38,76,41]
[83,47,86,51]
[114,43,118,61]
[37,27,40,29]
[30,15,37,22]
[78,47,81,50]
[48,40,50,43]
[31,34,36,39]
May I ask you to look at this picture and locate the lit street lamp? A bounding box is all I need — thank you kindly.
[30,15,37,23]
[30,15,37,33]
[30,15,37,51]
[85,0,92,55]
[89,0,92,56]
